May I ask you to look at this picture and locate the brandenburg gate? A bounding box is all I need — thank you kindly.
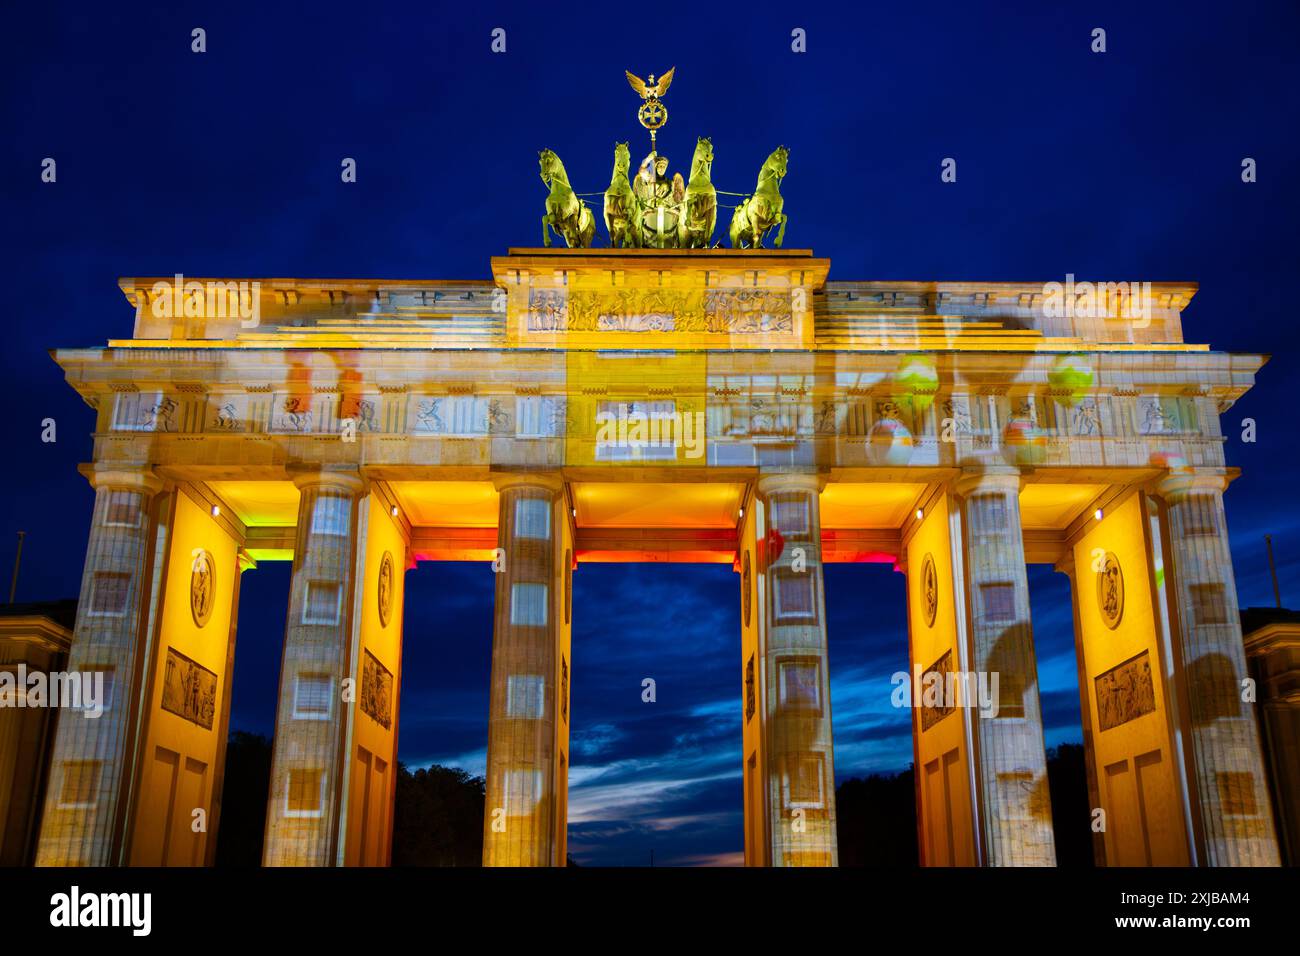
[32,247,1281,867]
[26,57,1282,871]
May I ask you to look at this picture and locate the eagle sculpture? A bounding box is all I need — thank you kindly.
[625,67,675,101]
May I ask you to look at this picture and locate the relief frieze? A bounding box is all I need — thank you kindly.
[526,287,794,334]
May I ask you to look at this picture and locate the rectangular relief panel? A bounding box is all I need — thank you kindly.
[920,650,956,732]
[496,252,829,351]
[160,648,218,731]
[1094,651,1157,732]
[360,650,393,730]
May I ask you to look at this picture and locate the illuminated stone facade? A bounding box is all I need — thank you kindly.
[0,602,74,865]
[35,248,1281,866]
[1242,608,1300,866]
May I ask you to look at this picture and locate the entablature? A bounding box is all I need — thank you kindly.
[102,251,1211,353]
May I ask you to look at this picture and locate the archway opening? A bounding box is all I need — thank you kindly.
[216,560,290,865]
[1025,563,1091,866]
[567,562,740,866]
[824,562,916,865]
[388,560,494,865]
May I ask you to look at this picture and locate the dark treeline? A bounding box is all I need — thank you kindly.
[215,733,1092,866]
[835,769,918,865]
[214,731,272,866]
[214,731,487,866]
[1045,743,1095,866]
[390,764,485,866]
[834,743,1094,866]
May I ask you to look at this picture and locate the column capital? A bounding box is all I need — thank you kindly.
[1154,467,1230,502]
[490,470,564,494]
[953,465,1022,498]
[80,462,165,496]
[287,463,366,495]
[756,471,825,495]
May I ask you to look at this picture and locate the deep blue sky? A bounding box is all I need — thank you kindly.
[2,1,1297,865]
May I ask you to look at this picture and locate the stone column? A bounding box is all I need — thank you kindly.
[263,465,366,867]
[904,492,978,866]
[1058,491,1193,865]
[1244,622,1300,866]
[482,473,572,867]
[1155,469,1280,866]
[749,473,838,867]
[340,494,408,867]
[124,489,247,867]
[36,465,167,866]
[954,467,1056,866]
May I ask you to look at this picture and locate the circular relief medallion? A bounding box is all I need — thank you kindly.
[742,550,752,629]
[190,549,216,628]
[377,551,395,627]
[921,553,938,628]
[1096,551,1124,629]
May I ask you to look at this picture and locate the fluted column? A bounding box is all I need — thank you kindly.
[263,465,366,866]
[1156,469,1280,866]
[36,465,167,866]
[482,473,572,866]
[954,467,1056,865]
[752,473,837,866]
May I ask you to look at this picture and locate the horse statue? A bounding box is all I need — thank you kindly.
[603,142,639,248]
[728,146,789,249]
[678,136,716,249]
[539,148,595,248]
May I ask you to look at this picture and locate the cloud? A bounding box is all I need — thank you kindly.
[572,721,624,758]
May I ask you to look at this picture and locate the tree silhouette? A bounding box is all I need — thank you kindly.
[214,731,272,866]
[215,732,487,866]
[390,764,485,866]
[836,769,919,865]
[1045,743,1094,866]
[834,744,1093,866]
